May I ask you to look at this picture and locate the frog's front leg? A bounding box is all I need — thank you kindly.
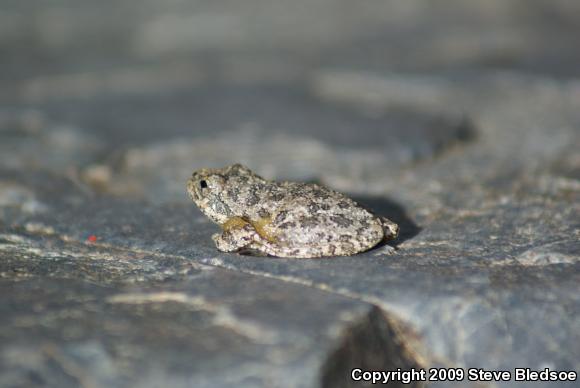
[213,217,260,253]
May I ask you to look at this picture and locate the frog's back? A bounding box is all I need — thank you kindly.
[265,182,384,257]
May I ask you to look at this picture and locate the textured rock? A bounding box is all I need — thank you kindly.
[1,1,580,387]
[0,237,424,388]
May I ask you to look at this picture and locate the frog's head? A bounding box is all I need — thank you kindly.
[187,164,259,224]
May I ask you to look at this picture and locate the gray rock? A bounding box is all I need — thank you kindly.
[0,237,423,388]
[1,1,580,387]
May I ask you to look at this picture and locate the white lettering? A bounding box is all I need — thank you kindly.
[467,368,510,381]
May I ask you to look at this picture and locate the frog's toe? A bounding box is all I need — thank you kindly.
[212,232,238,252]
[380,217,399,240]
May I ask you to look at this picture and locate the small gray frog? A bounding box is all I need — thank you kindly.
[187,164,399,258]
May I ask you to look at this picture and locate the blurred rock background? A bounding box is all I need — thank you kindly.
[1,1,579,387]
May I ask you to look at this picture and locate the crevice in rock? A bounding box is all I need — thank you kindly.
[321,306,426,388]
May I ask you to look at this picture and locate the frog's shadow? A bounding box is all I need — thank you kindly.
[352,195,421,248]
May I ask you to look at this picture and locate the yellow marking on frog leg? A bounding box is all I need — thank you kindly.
[221,216,250,232]
[250,216,278,243]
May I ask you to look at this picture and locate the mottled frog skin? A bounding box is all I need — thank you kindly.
[187,164,398,258]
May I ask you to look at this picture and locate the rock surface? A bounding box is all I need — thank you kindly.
[1,1,579,387]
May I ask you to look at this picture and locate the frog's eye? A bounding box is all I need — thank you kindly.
[200,180,208,189]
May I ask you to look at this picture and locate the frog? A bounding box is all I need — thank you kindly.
[186,164,399,258]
